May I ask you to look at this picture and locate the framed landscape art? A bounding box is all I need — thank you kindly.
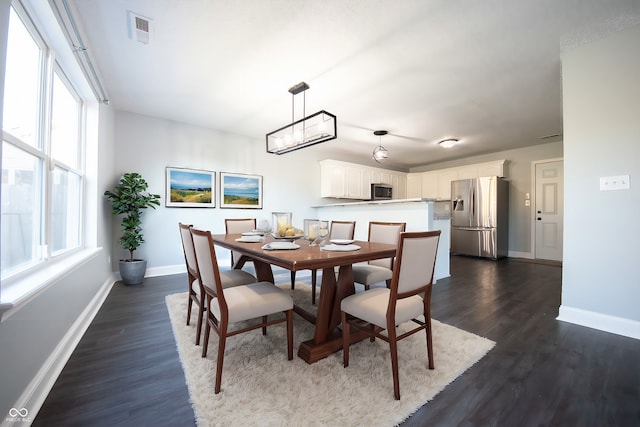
[220,172,263,209]
[165,167,215,207]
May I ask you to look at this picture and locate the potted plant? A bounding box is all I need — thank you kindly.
[104,172,161,285]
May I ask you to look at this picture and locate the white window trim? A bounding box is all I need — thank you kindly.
[0,247,101,323]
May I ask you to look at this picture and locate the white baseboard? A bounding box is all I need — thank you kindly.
[3,275,116,427]
[145,264,185,278]
[557,305,640,340]
[508,250,533,259]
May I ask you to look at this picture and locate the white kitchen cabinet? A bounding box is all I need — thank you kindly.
[407,159,507,201]
[320,159,407,200]
[406,173,423,198]
[478,159,506,177]
[456,165,478,180]
[437,169,458,200]
[421,171,438,199]
[320,160,368,199]
[392,173,407,199]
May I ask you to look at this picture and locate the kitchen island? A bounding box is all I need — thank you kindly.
[313,198,450,281]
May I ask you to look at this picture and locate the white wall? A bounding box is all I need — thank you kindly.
[410,141,563,256]
[109,111,327,272]
[559,24,640,338]
[0,103,116,421]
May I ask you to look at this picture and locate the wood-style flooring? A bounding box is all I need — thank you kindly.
[33,256,640,426]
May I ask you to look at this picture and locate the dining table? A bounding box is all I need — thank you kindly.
[211,233,397,363]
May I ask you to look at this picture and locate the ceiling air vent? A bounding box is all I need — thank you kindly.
[127,11,152,44]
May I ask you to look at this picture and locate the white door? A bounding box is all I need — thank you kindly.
[535,161,564,261]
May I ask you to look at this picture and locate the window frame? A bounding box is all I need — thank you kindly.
[1,1,87,285]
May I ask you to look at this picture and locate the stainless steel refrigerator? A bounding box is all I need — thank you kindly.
[450,176,509,259]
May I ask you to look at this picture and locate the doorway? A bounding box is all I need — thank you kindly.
[534,160,564,261]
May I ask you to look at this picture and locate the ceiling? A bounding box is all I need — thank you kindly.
[70,0,640,170]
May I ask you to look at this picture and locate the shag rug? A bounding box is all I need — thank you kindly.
[166,279,495,426]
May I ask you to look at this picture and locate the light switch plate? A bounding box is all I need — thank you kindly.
[600,175,630,191]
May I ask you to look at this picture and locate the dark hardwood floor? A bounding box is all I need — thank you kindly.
[34,256,640,426]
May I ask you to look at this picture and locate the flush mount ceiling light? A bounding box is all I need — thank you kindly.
[438,138,458,148]
[266,82,337,155]
[372,130,389,163]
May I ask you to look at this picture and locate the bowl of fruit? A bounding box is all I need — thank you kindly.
[272,224,305,241]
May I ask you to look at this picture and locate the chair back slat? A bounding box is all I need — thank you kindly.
[225,218,256,266]
[367,222,406,269]
[393,231,440,295]
[329,221,356,240]
[191,229,225,304]
[179,223,198,278]
[225,218,256,234]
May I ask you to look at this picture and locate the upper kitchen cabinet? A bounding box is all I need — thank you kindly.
[320,160,368,199]
[406,173,422,198]
[320,159,407,200]
[407,160,506,200]
[391,174,407,199]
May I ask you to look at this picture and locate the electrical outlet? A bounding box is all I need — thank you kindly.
[600,175,630,191]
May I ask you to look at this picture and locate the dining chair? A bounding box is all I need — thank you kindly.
[341,230,441,400]
[308,220,356,305]
[178,223,257,346]
[190,227,294,394]
[224,218,256,268]
[352,222,406,291]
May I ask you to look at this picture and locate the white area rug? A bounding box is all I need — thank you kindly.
[166,282,494,426]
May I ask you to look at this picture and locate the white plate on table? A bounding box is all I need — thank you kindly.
[262,242,300,250]
[242,231,264,236]
[271,233,305,241]
[235,235,263,243]
[320,244,361,252]
[330,239,355,245]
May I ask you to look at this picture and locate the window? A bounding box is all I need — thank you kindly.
[1,3,85,281]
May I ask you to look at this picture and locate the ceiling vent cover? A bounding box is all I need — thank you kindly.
[127,11,152,44]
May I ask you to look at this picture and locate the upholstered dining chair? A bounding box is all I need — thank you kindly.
[224,218,256,268]
[190,227,294,394]
[341,230,441,400]
[352,222,406,291]
[307,220,356,305]
[178,223,257,346]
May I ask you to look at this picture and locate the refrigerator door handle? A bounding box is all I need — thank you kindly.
[470,184,476,225]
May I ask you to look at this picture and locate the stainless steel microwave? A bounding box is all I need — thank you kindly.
[371,183,392,200]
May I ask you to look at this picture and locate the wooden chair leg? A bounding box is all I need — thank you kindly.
[388,328,401,400]
[290,271,296,290]
[262,315,268,335]
[186,294,193,325]
[311,269,317,305]
[286,310,294,360]
[195,298,205,345]
[341,311,350,367]
[202,320,211,358]
[425,306,434,370]
[215,326,227,394]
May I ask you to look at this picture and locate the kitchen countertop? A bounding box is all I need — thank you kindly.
[313,198,436,208]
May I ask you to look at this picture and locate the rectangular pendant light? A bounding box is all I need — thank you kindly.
[266,82,337,155]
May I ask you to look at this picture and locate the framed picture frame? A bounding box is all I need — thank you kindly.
[165,167,215,208]
[220,172,263,209]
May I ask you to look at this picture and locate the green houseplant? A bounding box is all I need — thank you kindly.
[104,172,161,285]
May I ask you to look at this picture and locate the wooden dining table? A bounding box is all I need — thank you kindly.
[211,233,397,363]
